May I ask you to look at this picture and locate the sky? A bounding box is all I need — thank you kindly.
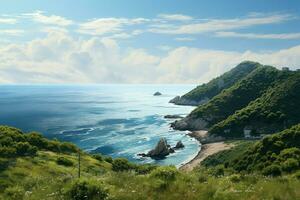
[0,0,300,84]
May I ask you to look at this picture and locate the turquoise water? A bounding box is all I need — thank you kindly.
[0,84,200,167]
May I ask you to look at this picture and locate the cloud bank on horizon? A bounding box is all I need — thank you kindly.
[0,0,300,84]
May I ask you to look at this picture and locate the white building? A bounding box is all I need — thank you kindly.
[243,127,252,138]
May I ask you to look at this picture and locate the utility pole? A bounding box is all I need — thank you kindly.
[78,151,81,178]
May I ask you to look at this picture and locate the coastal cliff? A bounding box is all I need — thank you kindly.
[171,61,300,139]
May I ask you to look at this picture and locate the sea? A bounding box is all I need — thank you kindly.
[0,84,200,167]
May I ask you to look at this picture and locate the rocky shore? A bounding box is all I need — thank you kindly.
[169,96,208,106]
[170,116,209,131]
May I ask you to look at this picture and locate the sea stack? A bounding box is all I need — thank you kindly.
[138,138,184,159]
[174,140,184,149]
[147,138,170,158]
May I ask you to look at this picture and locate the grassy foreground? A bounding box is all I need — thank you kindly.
[0,126,300,200]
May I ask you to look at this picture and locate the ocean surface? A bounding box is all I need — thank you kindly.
[0,84,200,167]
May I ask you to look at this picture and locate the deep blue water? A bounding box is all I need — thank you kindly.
[0,84,200,167]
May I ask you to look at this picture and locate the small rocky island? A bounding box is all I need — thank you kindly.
[138,138,184,159]
[164,114,184,119]
[153,91,162,96]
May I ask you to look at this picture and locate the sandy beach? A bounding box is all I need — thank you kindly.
[180,131,233,171]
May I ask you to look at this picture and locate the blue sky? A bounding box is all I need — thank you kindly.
[0,0,300,83]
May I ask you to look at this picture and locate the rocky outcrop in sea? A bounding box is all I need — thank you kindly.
[153,92,162,96]
[164,114,184,119]
[138,138,185,159]
[169,96,209,106]
[171,116,209,131]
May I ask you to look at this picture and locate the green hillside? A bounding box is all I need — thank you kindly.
[170,61,259,105]
[210,72,300,137]
[1,126,300,199]
[200,124,300,179]
[226,124,300,175]
[190,65,289,126]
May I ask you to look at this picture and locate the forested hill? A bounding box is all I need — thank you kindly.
[169,61,260,106]
[190,65,288,127]
[229,124,300,175]
[210,72,300,137]
[171,63,294,131]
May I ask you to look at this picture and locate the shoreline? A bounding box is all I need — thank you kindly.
[180,131,233,171]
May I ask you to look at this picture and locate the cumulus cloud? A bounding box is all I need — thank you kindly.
[0,29,300,84]
[23,10,73,26]
[157,46,300,83]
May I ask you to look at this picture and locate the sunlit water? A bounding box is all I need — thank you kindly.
[0,84,200,167]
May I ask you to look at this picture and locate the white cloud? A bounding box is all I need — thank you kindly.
[108,33,132,39]
[78,17,149,36]
[132,30,144,35]
[150,14,293,34]
[157,45,173,51]
[175,37,195,41]
[157,47,241,83]
[215,31,300,39]
[0,29,24,36]
[23,10,73,26]
[41,26,69,34]
[122,49,160,66]
[0,18,17,24]
[0,28,300,84]
[157,45,300,83]
[158,14,193,21]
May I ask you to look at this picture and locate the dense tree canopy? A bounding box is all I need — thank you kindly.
[228,124,300,174]
[189,65,289,127]
[210,72,300,137]
[179,61,259,104]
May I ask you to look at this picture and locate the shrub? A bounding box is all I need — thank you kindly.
[262,165,282,177]
[211,165,225,177]
[282,158,299,173]
[0,158,9,171]
[26,132,47,149]
[26,132,77,153]
[4,186,25,200]
[104,156,113,163]
[0,147,16,158]
[112,158,132,172]
[150,179,168,191]
[198,174,208,183]
[279,148,300,160]
[93,154,103,162]
[150,166,178,181]
[45,140,61,152]
[56,157,74,167]
[0,137,14,146]
[67,180,108,200]
[229,174,241,183]
[293,171,300,180]
[60,142,78,153]
[134,164,157,174]
[15,142,37,156]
